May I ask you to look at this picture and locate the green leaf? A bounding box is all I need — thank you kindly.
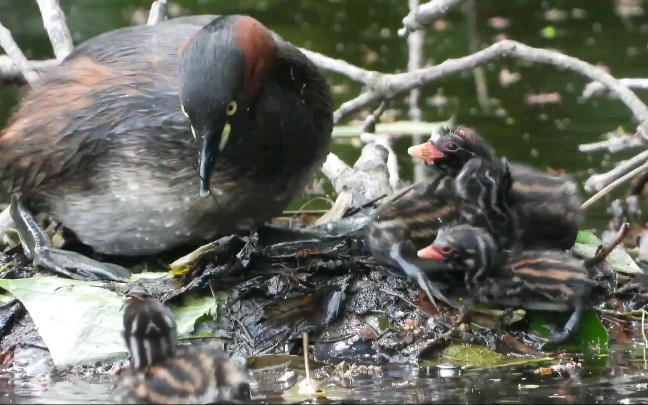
[0,277,127,368]
[575,230,602,245]
[168,295,216,336]
[332,120,452,138]
[420,344,553,370]
[128,271,172,282]
[529,308,609,350]
[424,343,508,368]
[0,292,14,306]
[0,276,217,368]
[572,230,642,275]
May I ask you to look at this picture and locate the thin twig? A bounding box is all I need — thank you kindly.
[359,102,401,190]
[34,0,73,61]
[581,160,648,209]
[584,149,648,193]
[407,0,427,184]
[578,130,646,153]
[584,222,629,268]
[400,0,467,35]
[0,22,40,83]
[465,0,492,113]
[147,0,169,26]
[332,40,648,130]
[582,78,648,101]
[0,56,57,82]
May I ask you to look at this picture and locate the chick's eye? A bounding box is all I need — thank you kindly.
[444,142,458,151]
[440,246,453,254]
[226,101,237,116]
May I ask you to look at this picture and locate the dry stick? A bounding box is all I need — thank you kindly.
[332,40,648,129]
[581,160,648,210]
[147,0,169,26]
[465,0,492,113]
[0,56,57,82]
[584,148,648,193]
[0,22,40,84]
[34,0,73,61]
[579,130,646,154]
[407,0,427,184]
[359,101,402,189]
[584,222,630,268]
[582,78,648,101]
[400,0,468,35]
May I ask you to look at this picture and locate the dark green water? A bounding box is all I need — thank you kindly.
[1,0,648,403]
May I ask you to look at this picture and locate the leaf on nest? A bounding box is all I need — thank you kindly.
[573,230,642,275]
[0,276,216,368]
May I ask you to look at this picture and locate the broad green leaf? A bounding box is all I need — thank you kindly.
[423,343,508,368]
[0,292,14,305]
[169,295,216,336]
[572,230,642,275]
[529,308,609,350]
[0,276,217,368]
[128,271,172,282]
[421,344,554,370]
[332,120,452,138]
[0,277,127,368]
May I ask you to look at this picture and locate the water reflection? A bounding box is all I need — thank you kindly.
[1,0,648,403]
[4,345,648,403]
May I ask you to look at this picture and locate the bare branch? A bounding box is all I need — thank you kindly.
[584,148,648,193]
[407,0,427,184]
[331,40,648,132]
[299,48,375,84]
[0,22,41,84]
[400,0,467,35]
[582,78,648,101]
[34,0,73,61]
[0,56,57,82]
[321,104,395,204]
[578,129,646,153]
[581,161,648,210]
[147,0,169,26]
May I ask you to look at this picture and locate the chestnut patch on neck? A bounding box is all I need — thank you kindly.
[234,16,277,98]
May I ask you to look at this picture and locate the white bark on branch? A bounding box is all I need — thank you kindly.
[578,130,646,153]
[400,0,467,35]
[330,40,648,133]
[0,56,57,82]
[582,78,648,101]
[0,22,40,84]
[584,149,648,193]
[147,0,169,26]
[34,0,73,61]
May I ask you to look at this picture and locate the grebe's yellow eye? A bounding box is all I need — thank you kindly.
[226,101,237,116]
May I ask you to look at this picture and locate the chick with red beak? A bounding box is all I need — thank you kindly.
[417,244,448,261]
[407,141,445,164]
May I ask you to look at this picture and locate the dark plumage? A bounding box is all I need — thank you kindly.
[418,224,596,345]
[408,125,583,250]
[366,156,514,308]
[112,289,252,404]
[0,15,332,280]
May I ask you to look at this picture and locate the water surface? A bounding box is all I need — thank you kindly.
[1,0,648,403]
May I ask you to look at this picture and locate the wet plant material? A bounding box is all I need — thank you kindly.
[0,205,648,372]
